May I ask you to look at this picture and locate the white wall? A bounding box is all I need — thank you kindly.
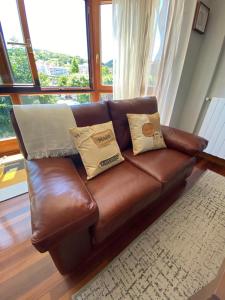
[169,30,206,127]
[170,0,225,133]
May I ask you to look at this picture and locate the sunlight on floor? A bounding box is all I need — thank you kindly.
[0,154,28,202]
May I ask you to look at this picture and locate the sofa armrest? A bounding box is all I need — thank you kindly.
[26,157,99,252]
[161,125,208,156]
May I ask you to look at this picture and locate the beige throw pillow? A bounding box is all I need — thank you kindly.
[127,112,166,155]
[70,121,124,179]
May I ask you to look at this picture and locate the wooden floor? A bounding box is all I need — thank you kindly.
[0,159,225,300]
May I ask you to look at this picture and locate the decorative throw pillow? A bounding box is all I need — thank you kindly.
[127,112,166,155]
[70,121,124,179]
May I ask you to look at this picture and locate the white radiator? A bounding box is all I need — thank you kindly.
[199,97,225,159]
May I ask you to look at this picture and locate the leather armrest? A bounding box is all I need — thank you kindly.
[161,125,208,156]
[26,157,99,252]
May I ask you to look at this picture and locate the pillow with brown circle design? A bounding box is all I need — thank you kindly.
[70,121,124,179]
[127,112,166,155]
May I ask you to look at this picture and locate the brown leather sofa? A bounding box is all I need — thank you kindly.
[11,97,208,274]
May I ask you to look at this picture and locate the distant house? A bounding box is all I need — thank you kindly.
[36,61,69,76]
[36,61,49,75]
[49,66,69,76]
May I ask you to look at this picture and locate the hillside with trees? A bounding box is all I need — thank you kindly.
[0,47,113,139]
[7,47,113,88]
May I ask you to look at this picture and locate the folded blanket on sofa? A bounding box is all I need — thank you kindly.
[13,104,77,160]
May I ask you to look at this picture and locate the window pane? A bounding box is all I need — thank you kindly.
[0,0,33,85]
[100,93,113,101]
[0,96,15,140]
[7,46,33,84]
[101,4,113,86]
[21,94,91,105]
[24,0,90,88]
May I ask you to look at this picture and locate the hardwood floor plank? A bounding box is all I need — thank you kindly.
[0,241,36,270]
[0,251,46,284]
[0,256,56,300]
[0,239,31,261]
[0,194,29,212]
[0,216,31,250]
[17,272,63,300]
[0,204,30,222]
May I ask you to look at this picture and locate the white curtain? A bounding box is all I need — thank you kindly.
[113,0,197,125]
[112,0,159,99]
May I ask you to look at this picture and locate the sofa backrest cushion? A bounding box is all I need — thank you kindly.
[107,97,158,151]
[71,102,111,127]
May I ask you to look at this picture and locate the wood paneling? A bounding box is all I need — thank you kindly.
[1,159,225,299]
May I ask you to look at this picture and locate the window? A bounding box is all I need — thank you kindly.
[0,96,15,140]
[24,0,90,88]
[21,94,91,105]
[0,0,113,155]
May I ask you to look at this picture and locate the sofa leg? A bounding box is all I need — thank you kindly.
[48,228,92,274]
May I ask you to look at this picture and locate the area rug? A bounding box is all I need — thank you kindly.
[72,170,225,300]
[0,156,28,202]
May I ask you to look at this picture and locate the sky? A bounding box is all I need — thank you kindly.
[0,0,113,63]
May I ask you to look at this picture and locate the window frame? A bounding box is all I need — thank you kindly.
[0,0,113,155]
[89,0,113,101]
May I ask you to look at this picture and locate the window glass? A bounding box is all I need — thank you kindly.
[100,93,113,101]
[0,0,33,84]
[100,4,113,86]
[7,45,33,84]
[24,0,90,88]
[0,96,15,140]
[21,94,91,105]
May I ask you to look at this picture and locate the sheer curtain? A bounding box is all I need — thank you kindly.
[113,0,197,125]
[112,0,159,99]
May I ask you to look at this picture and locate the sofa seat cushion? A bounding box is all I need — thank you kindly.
[77,160,161,244]
[123,148,196,190]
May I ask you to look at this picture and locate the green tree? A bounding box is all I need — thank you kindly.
[76,94,90,104]
[7,48,33,84]
[70,57,79,74]
[39,72,51,87]
[57,75,68,87]
[22,93,57,105]
[101,65,113,85]
[34,50,86,68]
[22,73,56,104]
[0,96,14,139]
[67,74,89,87]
